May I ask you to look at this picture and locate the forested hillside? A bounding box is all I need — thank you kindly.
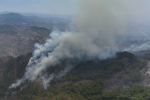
[0,51,150,100]
[0,53,32,98]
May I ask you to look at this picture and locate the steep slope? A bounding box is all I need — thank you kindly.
[0,24,51,57]
[0,53,32,98]
[0,51,149,100]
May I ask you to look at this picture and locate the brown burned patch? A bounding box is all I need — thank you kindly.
[139,61,150,86]
[32,80,45,91]
[102,71,130,92]
[102,60,150,92]
[145,69,150,77]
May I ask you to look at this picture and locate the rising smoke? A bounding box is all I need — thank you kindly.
[8,0,150,92]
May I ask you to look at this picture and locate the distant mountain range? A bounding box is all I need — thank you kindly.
[0,11,72,19]
[0,13,34,25]
[0,12,71,30]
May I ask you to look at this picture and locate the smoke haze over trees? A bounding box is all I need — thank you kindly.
[2,1,150,99]
[7,0,150,91]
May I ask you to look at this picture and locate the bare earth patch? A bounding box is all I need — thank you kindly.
[103,60,150,92]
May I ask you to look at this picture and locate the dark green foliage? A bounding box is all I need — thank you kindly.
[80,81,102,98]
[17,84,45,99]
[16,62,27,79]
[16,55,23,62]
[0,53,31,98]
[30,26,51,35]
[102,85,150,100]
[116,51,137,59]
[125,71,142,85]
[101,91,119,100]
[0,58,15,97]
[0,51,148,100]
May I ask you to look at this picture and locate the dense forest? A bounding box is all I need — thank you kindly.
[0,51,150,100]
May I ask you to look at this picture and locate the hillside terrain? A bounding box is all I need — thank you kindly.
[0,51,150,100]
[1,12,150,100]
[0,24,51,57]
[0,13,70,30]
[0,12,72,57]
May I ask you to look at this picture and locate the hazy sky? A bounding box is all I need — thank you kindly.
[0,0,77,14]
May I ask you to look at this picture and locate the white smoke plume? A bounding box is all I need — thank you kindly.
[8,0,150,90]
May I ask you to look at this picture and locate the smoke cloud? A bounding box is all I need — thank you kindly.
[8,0,150,91]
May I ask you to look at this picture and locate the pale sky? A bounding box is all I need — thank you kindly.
[0,0,77,14]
